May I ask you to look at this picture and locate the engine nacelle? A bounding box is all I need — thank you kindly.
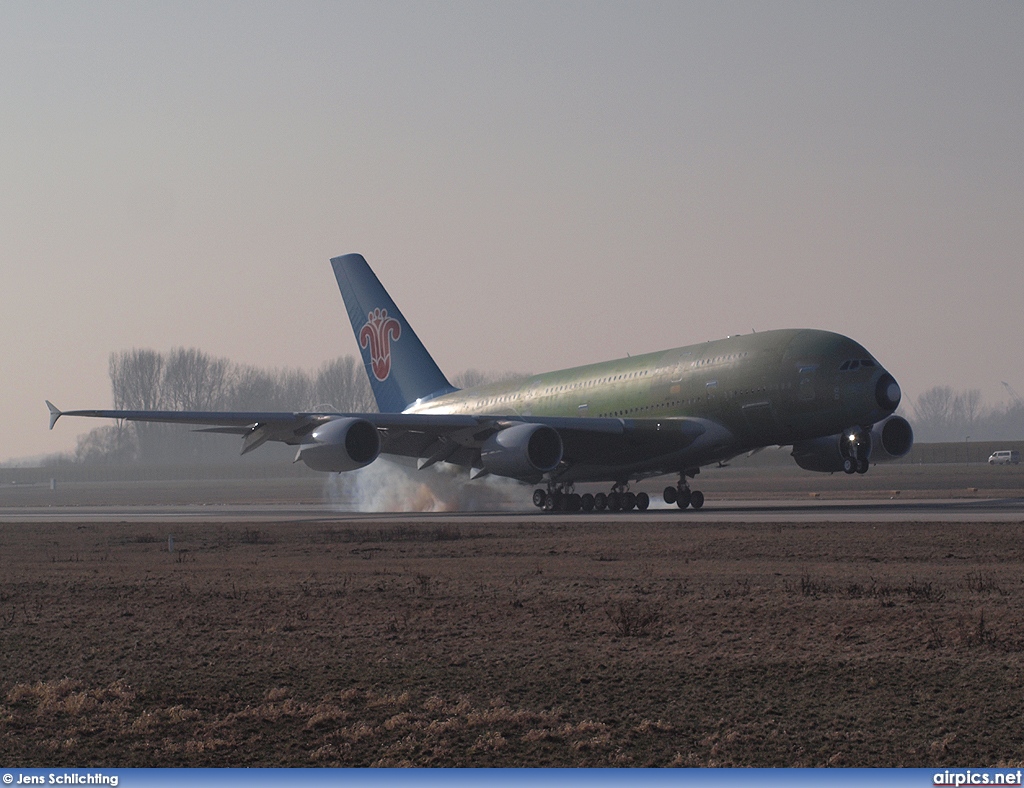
[297,417,381,472]
[791,415,913,472]
[869,414,914,462]
[478,423,563,481]
[791,433,856,473]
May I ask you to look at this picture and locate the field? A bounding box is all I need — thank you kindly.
[3,495,1024,765]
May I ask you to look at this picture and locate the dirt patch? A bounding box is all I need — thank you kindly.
[3,517,1024,765]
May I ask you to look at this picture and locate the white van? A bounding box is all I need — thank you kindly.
[988,450,1021,465]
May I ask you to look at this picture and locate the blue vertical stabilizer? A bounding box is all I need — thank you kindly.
[331,254,457,413]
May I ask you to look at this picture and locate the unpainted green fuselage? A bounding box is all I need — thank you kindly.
[407,328,897,477]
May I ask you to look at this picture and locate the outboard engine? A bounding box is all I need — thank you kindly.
[296,418,381,472]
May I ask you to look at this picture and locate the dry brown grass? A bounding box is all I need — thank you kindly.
[2,515,1024,765]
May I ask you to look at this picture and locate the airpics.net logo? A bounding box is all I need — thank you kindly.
[934,771,1023,786]
[359,307,401,382]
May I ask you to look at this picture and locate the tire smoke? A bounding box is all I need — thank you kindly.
[323,457,524,512]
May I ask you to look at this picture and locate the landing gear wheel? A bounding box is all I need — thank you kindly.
[856,459,869,474]
[533,489,547,508]
[594,492,608,512]
[568,493,582,512]
[843,457,856,474]
[635,492,650,511]
[607,492,622,512]
[689,490,705,510]
[543,492,558,512]
[581,493,595,512]
[663,486,677,505]
[676,487,692,509]
[622,492,636,511]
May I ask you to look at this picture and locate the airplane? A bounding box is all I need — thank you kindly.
[47,253,913,512]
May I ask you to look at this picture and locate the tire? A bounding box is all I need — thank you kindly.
[543,493,557,512]
[607,492,622,512]
[635,492,650,511]
[623,492,636,511]
[663,486,677,505]
[856,459,869,474]
[843,457,856,474]
[569,493,582,512]
[533,489,547,508]
[677,488,692,509]
[690,490,705,510]
[594,492,608,511]
[581,493,595,512]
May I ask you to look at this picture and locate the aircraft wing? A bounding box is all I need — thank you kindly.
[46,401,716,477]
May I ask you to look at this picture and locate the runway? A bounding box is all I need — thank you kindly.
[2,497,1023,523]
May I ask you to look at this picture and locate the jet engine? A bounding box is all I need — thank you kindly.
[791,415,913,473]
[869,414,914,461]
[478,423,563,480]
[296,417,381,472]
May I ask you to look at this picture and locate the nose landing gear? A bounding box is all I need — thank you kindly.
[842,428,872,475]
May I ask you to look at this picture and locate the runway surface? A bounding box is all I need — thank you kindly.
[2,497,1023,523]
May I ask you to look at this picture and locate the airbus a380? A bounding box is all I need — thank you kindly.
[48,254,913,512]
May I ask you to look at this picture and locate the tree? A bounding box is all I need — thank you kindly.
[75,425,137,465]
[912,386,956,442]
[163,347,232,410]
[314,356,376,413]
[109,349,164,410]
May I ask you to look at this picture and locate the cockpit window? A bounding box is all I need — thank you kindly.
[850,360,860,370]
[861,359,875,367]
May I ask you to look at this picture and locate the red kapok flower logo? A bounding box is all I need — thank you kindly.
[359,308,401,381]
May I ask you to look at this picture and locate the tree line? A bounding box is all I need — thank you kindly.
[910,386,1024,443]
[74,348,377,465]
[69,349,523,466]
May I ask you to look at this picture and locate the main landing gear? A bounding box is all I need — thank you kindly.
[662,472,704,510]
[532,483,651,513]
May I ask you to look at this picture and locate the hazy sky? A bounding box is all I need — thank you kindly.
[3,1,1023,461]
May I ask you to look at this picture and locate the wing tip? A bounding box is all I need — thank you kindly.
[45,400,62,430]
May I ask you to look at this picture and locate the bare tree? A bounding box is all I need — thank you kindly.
[109,349,168,462]
[953,389,983,434]
[314,356,376,412]
[229,365,280,410]
[109,349,164,410]
[912,386,956,441]
[75,425,137,464]
[163,347,232,411]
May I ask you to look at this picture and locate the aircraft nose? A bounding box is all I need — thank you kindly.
[875,373,901,412]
